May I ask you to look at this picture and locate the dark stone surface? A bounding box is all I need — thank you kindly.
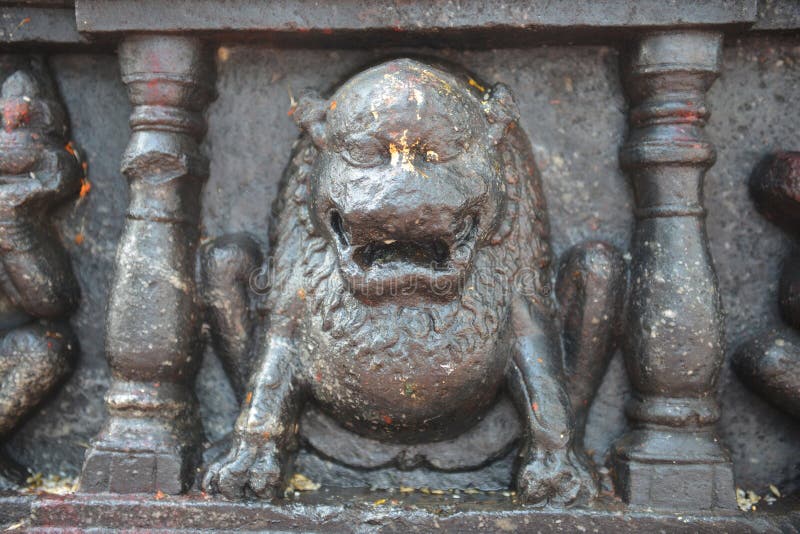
[1,35,798,503]
[78,35,216,495]
[755,0,800,30]
[4,52,130,480]
[200,56,624,504]
[709,37,800,496]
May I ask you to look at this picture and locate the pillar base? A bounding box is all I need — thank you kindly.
[80,413,201,495]
[612,427,735,511]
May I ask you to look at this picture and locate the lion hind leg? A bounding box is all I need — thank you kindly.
[556,241,625,442]
[199,234,264,402]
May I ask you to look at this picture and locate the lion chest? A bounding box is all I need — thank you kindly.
[298,300,513,442]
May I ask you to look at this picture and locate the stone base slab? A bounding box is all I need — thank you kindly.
[0,491,790,533]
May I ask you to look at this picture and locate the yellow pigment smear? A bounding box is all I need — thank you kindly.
[389,129,420,174]
[468,78,486,92]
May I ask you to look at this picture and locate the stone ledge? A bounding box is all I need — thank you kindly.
[0,490,792,533]
[8,0,799,48]
[74,0,758,35]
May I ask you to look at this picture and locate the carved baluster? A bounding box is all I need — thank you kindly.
[611,31,735,510]
[80,36,214,494]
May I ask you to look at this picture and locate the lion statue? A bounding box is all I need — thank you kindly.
[201,58,624,504]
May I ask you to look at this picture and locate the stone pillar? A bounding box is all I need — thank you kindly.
[611,31,735,510]
[80,36,214,494]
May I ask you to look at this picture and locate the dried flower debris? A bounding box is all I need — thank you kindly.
[736,485,783,512]
[287,473,320,492]
[23,472,77,495]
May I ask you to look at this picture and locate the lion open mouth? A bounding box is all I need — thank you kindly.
[330,211,478,304]
[354,239,451,270]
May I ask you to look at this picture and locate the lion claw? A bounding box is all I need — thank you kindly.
[516,448,597,505]
[203,440,281,500]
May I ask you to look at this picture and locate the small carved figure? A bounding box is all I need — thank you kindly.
[733,151,800,418]
[0,56,80,484]
[202,59,623,504]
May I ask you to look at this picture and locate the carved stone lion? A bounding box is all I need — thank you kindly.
[201,58,624,504]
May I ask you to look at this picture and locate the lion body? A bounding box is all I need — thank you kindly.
[264,113,552,442]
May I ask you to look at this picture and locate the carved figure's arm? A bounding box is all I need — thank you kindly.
[0,149,80,318]
[556,241,625,439]
[203,133,319,500]
[204,232,307,500]
[0,219,78,319]
[235,324,300,446]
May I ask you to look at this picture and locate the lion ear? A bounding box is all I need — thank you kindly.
[292,91,329,149]
[482,83,520,145]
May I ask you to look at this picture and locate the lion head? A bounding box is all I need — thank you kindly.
[292,58,540,305]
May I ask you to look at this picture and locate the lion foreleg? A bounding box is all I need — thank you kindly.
[507,293,597,505]
[203,330,304,500]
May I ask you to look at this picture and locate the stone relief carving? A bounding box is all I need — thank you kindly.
[0,55,80,486]
[733,151,800,418]
[0,1,799,529]
[200,58,625,504]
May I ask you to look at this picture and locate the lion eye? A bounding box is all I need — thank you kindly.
[340,144,387,168]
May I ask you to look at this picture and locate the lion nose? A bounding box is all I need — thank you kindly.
[328,162,480,244]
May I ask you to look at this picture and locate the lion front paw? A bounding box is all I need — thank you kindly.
[516,448,597,505]
[202,438,282,500]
